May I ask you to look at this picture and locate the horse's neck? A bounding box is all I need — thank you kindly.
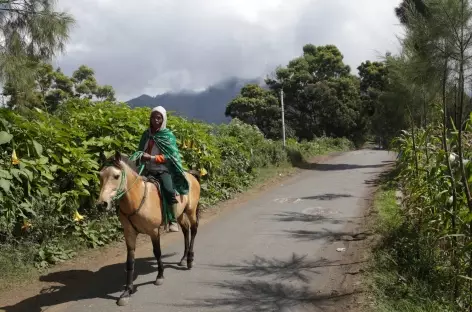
[120,164,145,214]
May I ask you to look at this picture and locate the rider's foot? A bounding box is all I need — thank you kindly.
[168,222,179,232]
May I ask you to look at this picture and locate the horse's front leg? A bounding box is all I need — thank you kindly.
[117,228,137,306]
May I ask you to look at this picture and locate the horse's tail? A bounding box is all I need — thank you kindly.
[187,169,202,225]
[187,169,201,184]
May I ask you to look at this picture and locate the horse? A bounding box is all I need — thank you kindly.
[96,151,201,306]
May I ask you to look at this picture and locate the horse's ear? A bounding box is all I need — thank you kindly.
[114,151,121,163]
[99,151,106,165]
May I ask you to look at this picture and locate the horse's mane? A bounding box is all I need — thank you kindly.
[119,154,139,173]
[103,153,139,174]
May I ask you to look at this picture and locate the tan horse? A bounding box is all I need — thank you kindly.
[96,151,201,306]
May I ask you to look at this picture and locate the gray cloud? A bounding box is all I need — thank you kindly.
[54,0,403,101]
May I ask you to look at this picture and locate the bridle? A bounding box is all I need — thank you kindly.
[100,152,147,233]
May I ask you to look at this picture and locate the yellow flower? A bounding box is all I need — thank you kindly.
[11,149,20,165]
[199,168,208,177]
[21,220,32,231]
[73,210,85,222]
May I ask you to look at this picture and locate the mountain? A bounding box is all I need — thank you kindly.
[127,77,264,124]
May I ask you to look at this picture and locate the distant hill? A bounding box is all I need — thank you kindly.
[127,77,265,124]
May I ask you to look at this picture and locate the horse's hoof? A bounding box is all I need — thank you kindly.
[117,297,130,306]
[155,278,164,286]
[187,262,193,270]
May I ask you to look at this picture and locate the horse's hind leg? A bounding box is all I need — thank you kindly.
[117,228,137,306]
[151,230,165,285]
[187,209,199,269]
[178,215,190,267]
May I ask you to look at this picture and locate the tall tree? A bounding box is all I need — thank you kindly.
[225,84,285,139]
[264,44,364,144]
[0,0,75,108]
[3,63,117,111]
[395,0,428,25]
[357,60,389,143]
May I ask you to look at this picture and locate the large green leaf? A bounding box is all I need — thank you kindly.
[0,169,12,180]
[42,171,54,180]
[20,168,34,181]
[0,179,11,193]
[32,140,43,156]
[9,169,22,182]
[0,131,13,145]
[38,156,49,165]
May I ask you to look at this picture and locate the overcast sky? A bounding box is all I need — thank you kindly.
[54,0,404,101]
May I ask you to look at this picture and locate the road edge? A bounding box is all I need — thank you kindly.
[331,160,396,311]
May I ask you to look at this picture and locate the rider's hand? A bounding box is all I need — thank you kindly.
[142,153,152,162]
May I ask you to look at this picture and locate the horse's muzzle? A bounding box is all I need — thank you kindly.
[96,200,111,211]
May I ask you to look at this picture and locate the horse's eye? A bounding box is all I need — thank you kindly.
[114,174,120,179]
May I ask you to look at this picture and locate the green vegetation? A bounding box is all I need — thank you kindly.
[368,171,454,312]
[363,1,472,310]
[0,0,75,101]
[227,44,371,147]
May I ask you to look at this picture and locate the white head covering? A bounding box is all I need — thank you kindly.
[151,106,167,131]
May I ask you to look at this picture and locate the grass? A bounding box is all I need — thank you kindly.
[365,169,455,312]
[0,243,40,292]
[0,236,86,292]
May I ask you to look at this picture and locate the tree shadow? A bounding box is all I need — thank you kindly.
[285,228,372,243]
[300,193,353,201]
[208,253,359,284]
[300,163,389,171]
[364,166,397,186]
[365,176,383,186]
[0,253,177,312]
[173,253,360,312]
[273,212,348,225]
[174,279,358,312]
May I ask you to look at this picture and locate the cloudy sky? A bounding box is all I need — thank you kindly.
[55,0,404,101]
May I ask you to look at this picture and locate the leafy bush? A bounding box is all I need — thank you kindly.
[0,99,352,270]
[382,116,472,310]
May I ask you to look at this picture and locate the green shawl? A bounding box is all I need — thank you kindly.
[138,129,189,195]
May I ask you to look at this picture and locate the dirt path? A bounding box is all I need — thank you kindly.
[0,149,395,312]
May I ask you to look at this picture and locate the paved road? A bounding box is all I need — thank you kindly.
[2,149,395,312]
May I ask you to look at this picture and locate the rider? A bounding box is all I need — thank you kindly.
[137,106,189,232]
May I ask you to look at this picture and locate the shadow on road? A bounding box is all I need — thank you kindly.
[0,253,177,312]
[297,162,389,171]
[179,279,358,312]
[287,146,390,172]
[300,193,353,200]
[273,211,350,225]
[177,253,360,312]
[364,166,397,186]
[208,253,361,283]
[285,228,372,243]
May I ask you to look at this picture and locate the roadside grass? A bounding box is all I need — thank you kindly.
[366,168,456,312]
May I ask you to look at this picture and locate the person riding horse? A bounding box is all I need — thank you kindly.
[137,106,188,232]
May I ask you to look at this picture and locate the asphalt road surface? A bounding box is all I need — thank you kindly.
[1,149,395,312]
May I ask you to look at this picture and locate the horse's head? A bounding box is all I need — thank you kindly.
[96,151,126,211]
